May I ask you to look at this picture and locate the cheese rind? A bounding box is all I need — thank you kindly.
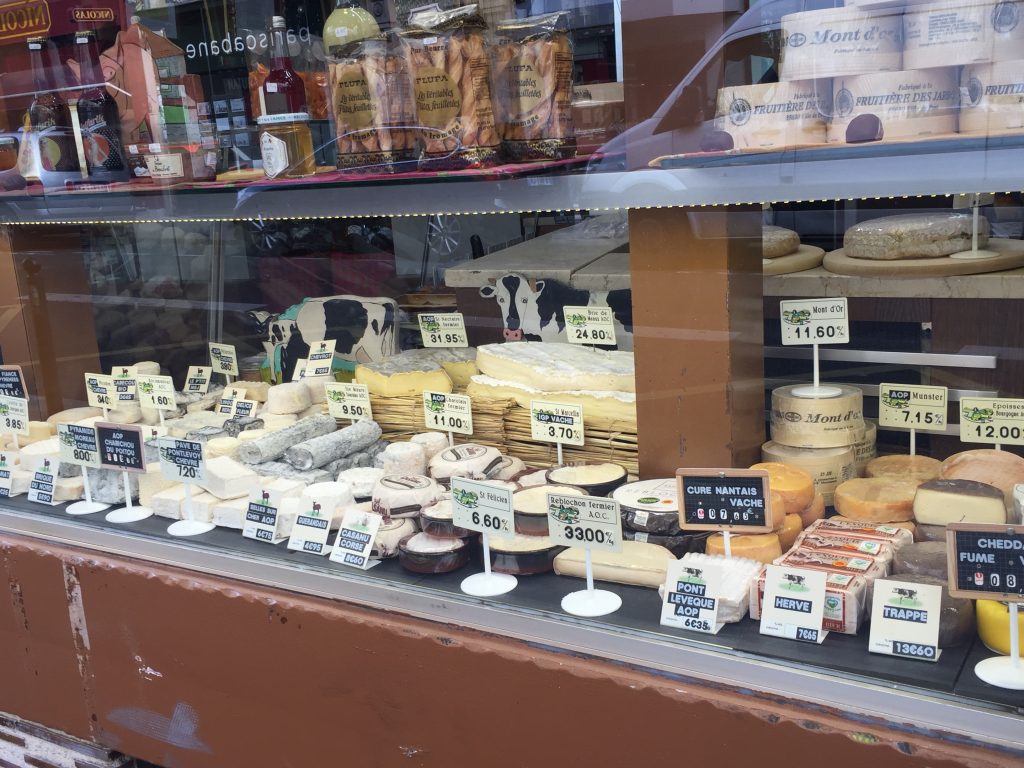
[476,342,634,393]
[770,385,864,448]
[776,513,803,551]
[913,478,1006,525]
[798,494,826,527]
[939,449,1024,512]
[833,477,919,522]
[553,541,673,588]
[750,462,815,516]
[265,382,313,415]
[763,226,801,258]
[866,454,942,482]
[705,532,783,564]
[845,213,987,260]
[354,349,456,396]
[467,375,636,424]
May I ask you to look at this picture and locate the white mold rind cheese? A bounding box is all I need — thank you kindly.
[960,60,1024,134]
[715,81,830,150]
[475,342,634,394]
[780,6,903,81]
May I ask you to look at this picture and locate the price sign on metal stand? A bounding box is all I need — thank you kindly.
[453,477,518,597]
[531,400,584,466]
[209,342,239,378]
[325,383,373,422]
[960,397,1024,448]
[548,492,622,618]
[660,559,724,635]
[423,391,473,440]
[244,488,286,544]
[779,298,849,397]
[878,383,948,455]
[418,313,468,348]
[85,373,115,410]
[137,374,176,411]
[868,579,943,662]
[184,366,212,394]
[330,507,383,569]
[563,306,617,346]
[110,367,138,403]
[759,565,829,644]
[0,365,27,400]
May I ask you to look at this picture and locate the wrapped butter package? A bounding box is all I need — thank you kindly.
[750,567,869,635]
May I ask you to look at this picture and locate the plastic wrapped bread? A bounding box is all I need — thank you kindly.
[237,414,337,465]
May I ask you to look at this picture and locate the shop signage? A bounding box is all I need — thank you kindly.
[947,523,1024,599]
[530,400,584,446]
[27,459,58,505]
[547,492,621,552]
[779,298,849,345]
[451,477,515,538]
[677,468,774,531]
[660,559,724,635]
[330,507,383,569]
[959,397,1024,447]
[137,375,176,411]
[0,395,29,437]
[96,422,146,473]
[185,366,212,394]
[563,306,617,346]
[0,365,27,400]
[209,343,239,376]
[0,0,51,43]
[304,339,337,377]
[243,488,285,543]
[57,423,101,468]
[325,383,372,422]
[423,391,473,435]
[759,565,828,644]
[158,438,207,483]
[287,497,334,555]
[868,579,942,661]
[878,383,947,432]
[84,373,115,409]
[418,312,468,348]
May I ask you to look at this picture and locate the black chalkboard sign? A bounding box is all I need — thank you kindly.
[96,422,147,473]
[0,366,26,400]
[947,523,1024,600]
[676,468,773,532]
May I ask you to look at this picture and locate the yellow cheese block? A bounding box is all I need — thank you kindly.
[705,532,783,564]
[355,362,452,397]
[776,513,803,552]
[977,600,1024,656]
[798,493,826,528]
[866,454,941,483]
[833,478,918,523]
[750,462,815,516]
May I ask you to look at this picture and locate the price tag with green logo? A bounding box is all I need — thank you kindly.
[158,438,207,483]
[423,391,473,435]
[85,373,115,408]
[209,343,239,376]
[451,477,515,539]
[530,400,584,446]
[547,493,621,552]
[779,298,849,345]
[878,383,947,432]
[0,395,29,437]
[57,423,101,468]
[325,383,373,422]
[418,313,468,348]
[960,397,1024,446]
[564,306,617,346]
[137,374,176,410]
[27,459,58,505]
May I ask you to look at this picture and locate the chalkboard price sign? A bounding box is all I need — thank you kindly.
[0,366,27,400]
[947,523,1024,600]
[676,468,773,532]
[95,422,147,474]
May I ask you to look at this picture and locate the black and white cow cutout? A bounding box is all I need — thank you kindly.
[479,273,633,350]
[249,295,398,383]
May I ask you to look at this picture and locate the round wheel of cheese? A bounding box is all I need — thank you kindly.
[893,541,949,580]
[770,385,864,449]
[775,513,803,552]
[833,478,918,522]
[750,462,815,516]
[705,532,782,564]
[940,449,1024,511]
[866,454,942,482]
[977,599,1024,656]
[798,493,826,528]
[761,441,855,505]
[763,226,800,259]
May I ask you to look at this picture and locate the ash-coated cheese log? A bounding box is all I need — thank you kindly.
[223,416,264,438]
[237,414,337,465]
[251,461,334,485]
[284,419,382,471]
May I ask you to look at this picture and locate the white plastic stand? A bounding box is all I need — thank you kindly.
[950,198,998,261]
[66,468,109,515]
[460,535,517,597]
[447,430,454,448]
[722,530,732,558]
[909,428,916,457]
[556,442,564,466]
[105,472,152,523]
[974,603,1024,690]
[561,549,621,617]
[167,483,214,537]
[790,344,842,399]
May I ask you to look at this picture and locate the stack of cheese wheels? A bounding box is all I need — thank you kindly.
[903,0,1024,70]
[960,61,1024,136]
[779,6,903,81]
[853,420,878,476]
[714,82,830,150]
[833,477,920,524]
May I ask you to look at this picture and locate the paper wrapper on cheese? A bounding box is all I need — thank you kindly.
[493,12,576,161]
[284,419,382,470]
[401,5,500,170]
[793,530,896,571]
[827,69,959,145]
[776,547,890,593]
[428,443,505,483]
[714,81,830,150]
[770,385,864,449]
[237,414,337,465]
[903,0,1024,70]
[553,541,674,588]
[780,6,903,81]
[750,566,868,635]
[960,61,1024,135]
[805,517,914,549]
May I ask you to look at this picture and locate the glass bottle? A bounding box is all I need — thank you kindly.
[261,16,307,115]
[75,30,127,175]
[26,36,77,173]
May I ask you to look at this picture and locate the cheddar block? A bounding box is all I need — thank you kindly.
[705,532,783,564]
[866,454,941,483]
[913,478,1006,526]
[833,478,918,523]
[750,462,814,516]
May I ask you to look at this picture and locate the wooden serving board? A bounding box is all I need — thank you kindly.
[823,238,1024,277]
[763,244,824,275]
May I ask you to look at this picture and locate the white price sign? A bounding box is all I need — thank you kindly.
[660,560,724,634]
[85,373,115,408]
[878,383,947,432]
[330,507,383,569]
[868,579,942,662]
[158,438,207,483]
[423,391,473,435]
[564,306,617,346]
[57,423,102,468]
[547,493,622,552]
[232,399,258,418]
[184,366,212,394]
[217,397,236,416]
[27,461,59,505]
[960,397,1024,446]
[325,383,373,421]
[287,497,334,556]
[759,565,828,644]
[780,298,849,345]
[418,313,468,348]
[0,395,29,437]
[0,455,12,497]
[209,342,239,376]
[304,340,337,377]
[451,477,515,539]
[137,374,176,410]
[243,488,286,543]
[110,367,138,403]
[530,400,584,446]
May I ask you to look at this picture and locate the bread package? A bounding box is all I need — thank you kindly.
[401,5,500,169]
[493,13,576,162]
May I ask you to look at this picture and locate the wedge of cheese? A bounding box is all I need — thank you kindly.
[476,342,634,393]
[355,351,454,397]
[940,449,1024,512]
[913,479,1006,525]
[468,375,636,424]
[553,541,673,588]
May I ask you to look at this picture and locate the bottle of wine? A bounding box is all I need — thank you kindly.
[75,30,127,176]
[261,16,307,115]
[26,36,77,173]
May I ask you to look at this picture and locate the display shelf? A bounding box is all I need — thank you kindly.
[1,494,1021,749]
[765,266,1024,300]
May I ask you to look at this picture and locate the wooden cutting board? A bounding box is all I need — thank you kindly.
[763,244,825,275]
[823,238,1024,277]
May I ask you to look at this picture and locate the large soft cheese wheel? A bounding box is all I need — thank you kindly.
[854,420,877,476]
[940,449,1024,511]
[750,462,815,516]
[977,599,1024,656]
[705,532,783,564]
[913,478,1006,525]
[833,478,918,522]
[468,375,636,424]
[46,407,102,426]
[904,0,1024,70]
[715,82,828,150]
[780,5,902,81]
[798,493,826,528]
[355,354,453,397]
[770,385,864,449]
[762,226,801,259]
[833,514,917,535]
[844,213,987,261]
[775,513,803,551]
[960,61,1024,136]
[866,454,942,483]
[475,342,634,394]
[761,441,855,505]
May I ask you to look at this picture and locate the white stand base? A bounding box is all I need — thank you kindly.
[949,249,1000,261]
[790,384,843,399]
[105,506,154,523]
[561,588,622,617]
[974,657,1024,690]
[65,501,110,516]
[168,520,216,537]
[461,571,517,597]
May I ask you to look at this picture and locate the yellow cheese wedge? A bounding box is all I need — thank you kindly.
[798,494,826,528]
[833,478,918,523]
[977,600,1024,656]
[705,532,783,564]
[355,362,452,397]
[750,462,815,516]
[866,454,941,482]
[441,359,478,389]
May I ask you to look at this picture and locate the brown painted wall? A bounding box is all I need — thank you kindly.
[1,532,1016,768]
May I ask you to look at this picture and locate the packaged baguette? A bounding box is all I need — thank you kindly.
[493,12,576,162]
[401,5,500,169]
[328,32,417,171]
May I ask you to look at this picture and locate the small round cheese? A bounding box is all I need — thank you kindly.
[371,516,418,559]
[237,429,266,443]
[207,436,241,459]
[337,467,385,498]
[750,462,815,516]
[428,443,503,482]
[893,541,949,580]
[762,226,800,259]
[381,442,428,476]
[866,455,942,483]
[613,478,680,534]
[410,432,449,459]
[265,382,312,415]
[548,462,626,486]
[705,532,783,564]
[404,532,465,554]
[834,478,919,522]
[302,481,355,518]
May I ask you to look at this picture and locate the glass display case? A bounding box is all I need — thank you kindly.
[0,0,1022,758]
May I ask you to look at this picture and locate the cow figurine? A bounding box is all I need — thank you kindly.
[249,295,398,383]
[479,273,633,350]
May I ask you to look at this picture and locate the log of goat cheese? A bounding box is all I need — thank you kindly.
[237,414,337,465]
[284,419,382,471]
[843,213,989,261]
